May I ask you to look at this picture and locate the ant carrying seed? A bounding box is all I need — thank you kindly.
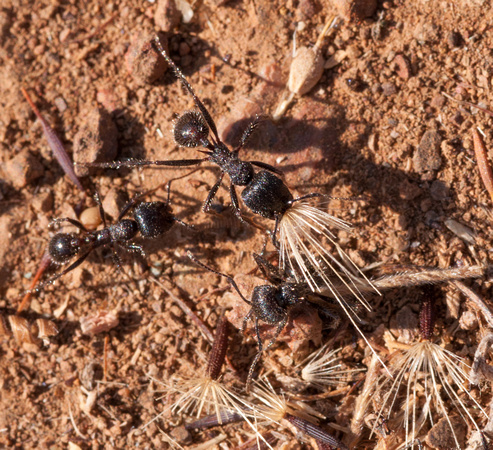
[82,36,377,339]
[29,180,191,294]
[188,251,343,388]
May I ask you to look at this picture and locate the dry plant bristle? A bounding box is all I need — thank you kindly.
[278,200,388,371]
[298,344,363,389]
[251,378,323,424]
[148,372,273,447]
[372,340,487,449]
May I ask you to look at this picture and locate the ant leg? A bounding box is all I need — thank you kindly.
[252,253,284,284]
[233,115,266,154]
[246,315,288,388]
[250,161,284,176]
[289,192,324,205]
[187,251,251,305]
[50,217,88,232]
[79,158,207,170]
[152,37,221,143]
[269,214,281,249]
[240,309,254,334]
[110,246,123,271]
[229,184,246,223]
[203,172,225,213]
[121,242,146,259]
[30,251,92,293]
[93,191,107,228]
[173,217,194,230]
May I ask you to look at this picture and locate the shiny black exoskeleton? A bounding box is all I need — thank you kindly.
[188,251,340,387]
[37,188,188,293]
[83,37,308,237]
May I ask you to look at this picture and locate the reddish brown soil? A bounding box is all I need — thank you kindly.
[0,0,492,449]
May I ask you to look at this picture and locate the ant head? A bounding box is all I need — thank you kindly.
[133,201,175,238]
[251,285,288,325]
[173,110,210,148]
[48,233,81,263]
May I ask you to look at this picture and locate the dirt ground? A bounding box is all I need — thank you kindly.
[1,0,493,448]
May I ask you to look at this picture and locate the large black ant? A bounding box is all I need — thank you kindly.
[31,181,190,293]
[82,36,375,306]
[187,251,342,388]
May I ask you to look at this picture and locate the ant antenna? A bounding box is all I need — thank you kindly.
[187,251,251,305]
[153,36,220,144]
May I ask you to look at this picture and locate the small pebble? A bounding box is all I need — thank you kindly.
[54,96,68,114]
[459,310,478,330]
[4,150,45,188]
[80,310,119,336]
[96,88,121,113]
[430,94,445,109]
[381,82,397,96]
[393,54,412,80]
[426,416,466,449]
[73,108,118,177]
[331,0,377,21]
[102,188,128,221]
[296,0,321,20]
[429,180,449,201]
[154,0,181,32]
[32,191,53,213]
[0,9,11,44]
[447,30,462,48]
[125,34,168,85]
[413,130,442,173]
[79,206,102,231]
[169,425,192,444]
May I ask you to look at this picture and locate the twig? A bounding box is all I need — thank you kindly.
[452,280,493,328]
[103,335,109,382]
[68,12,117,44]
[150,277,214,343]
[21,88,85,193]
[472,128,493,204]
[442,92,493,118]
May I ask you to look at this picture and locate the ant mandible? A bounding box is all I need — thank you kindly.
[188,251,341,388]
[31,180,190,293]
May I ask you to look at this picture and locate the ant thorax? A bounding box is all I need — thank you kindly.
[210,143,255,186]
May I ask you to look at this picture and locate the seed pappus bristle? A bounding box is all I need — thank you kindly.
[279,200,389,373]
[372,340,487,449]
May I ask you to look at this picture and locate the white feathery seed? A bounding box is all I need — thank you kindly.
[250,378,324,424]
[298,344,363,389]
[372,340,488,449]
[278,200,387,371]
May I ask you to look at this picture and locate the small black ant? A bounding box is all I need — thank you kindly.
[187,251,341,388]
[32,181,190,293]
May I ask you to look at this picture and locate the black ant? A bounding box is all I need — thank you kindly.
[82,36,374,304]
[187,251,342,388]
[31,181,190,293]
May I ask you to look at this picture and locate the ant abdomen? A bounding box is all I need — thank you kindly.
[173,111,209,148]
[241,171,293,219]
[134,201,175,238]
[48,233,81,263]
